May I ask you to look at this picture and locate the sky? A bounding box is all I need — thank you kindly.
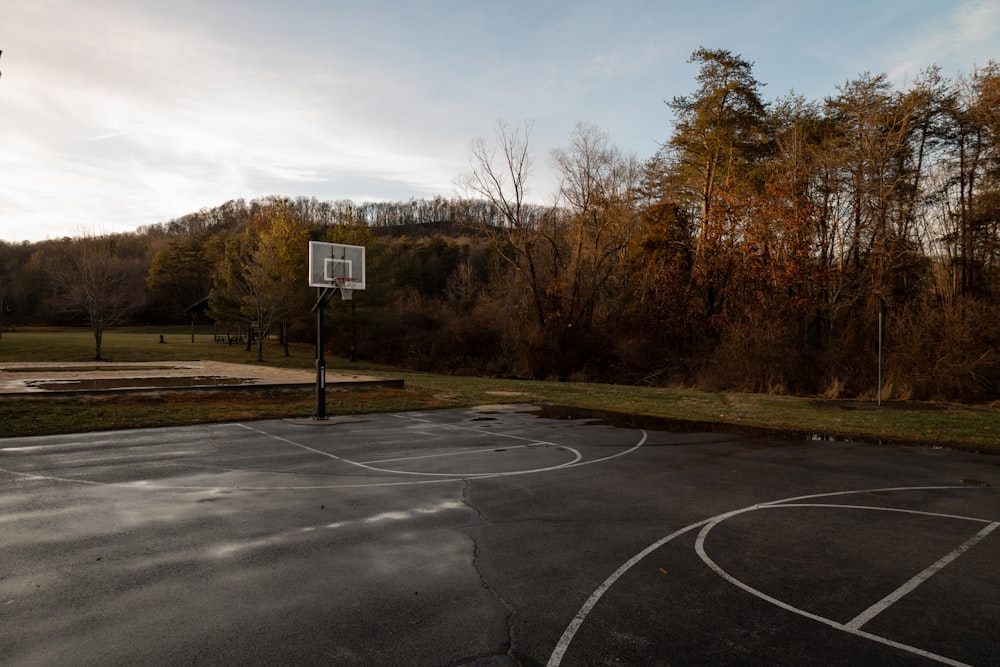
[1,0,998,243]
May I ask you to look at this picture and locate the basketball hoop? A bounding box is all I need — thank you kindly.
[309,241,367,420]
[333,277,358,301]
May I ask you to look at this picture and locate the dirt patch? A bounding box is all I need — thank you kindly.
[0,361,387,394]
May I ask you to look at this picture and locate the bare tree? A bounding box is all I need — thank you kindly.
[53,232,140,360]
[551,121,642,330]
[461,121,641,376]
[459,119,555,328]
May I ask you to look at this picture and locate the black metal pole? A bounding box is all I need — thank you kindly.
[315,299,327,420]
[878,311,883,407]
[311,286,338,420]
[349,299,357,362]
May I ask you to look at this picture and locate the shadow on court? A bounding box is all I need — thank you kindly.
[1,406,997,665]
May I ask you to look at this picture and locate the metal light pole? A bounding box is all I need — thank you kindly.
[877,311,883,407]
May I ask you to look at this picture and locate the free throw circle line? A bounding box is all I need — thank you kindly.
[243,420,643,478]
[392,412,649,469]
[359,443,538,464]
[547,485,975,667]
[0,428,643,489]
[391,412,582,446]
[344,445,583,477]
[237,421,583,477]
[694,504,994,666]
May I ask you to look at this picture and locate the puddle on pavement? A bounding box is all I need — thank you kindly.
[26,376,254,391]
[1,365,178,373]
[524,404,998,455]
[528,404,855,444]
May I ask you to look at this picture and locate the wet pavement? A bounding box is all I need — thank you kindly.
[1,405,997,665]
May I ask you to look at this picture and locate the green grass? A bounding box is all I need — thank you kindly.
[1,327,998,451]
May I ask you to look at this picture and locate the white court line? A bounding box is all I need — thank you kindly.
[348,446,583,477]
[391,413,577,446]
[242,417,647,478]
[547,486,983,667]
[181,423,642,485]
[0,426,216,453]
[237,423,346,462]
[0,439,157,452]
[693,503,988,666]
[772,502,998,525]
[546,517,714,667]
[2,443,90,452]
[360,443,534,464]
[0,416,646,488]
[846,521,998,630]
[0,461,468,491]
[0,466,106,485]
[240,422,585,477]
[391,412,648,468]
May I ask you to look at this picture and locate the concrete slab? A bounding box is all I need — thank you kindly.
[0,361,401,395]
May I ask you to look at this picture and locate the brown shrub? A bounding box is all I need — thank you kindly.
[697,315,810,394]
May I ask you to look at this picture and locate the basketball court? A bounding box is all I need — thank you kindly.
[1,405,997,665]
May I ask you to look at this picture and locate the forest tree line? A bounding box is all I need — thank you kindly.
[1,49,998,401]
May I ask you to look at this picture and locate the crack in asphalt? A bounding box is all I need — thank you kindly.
[459,479,521,667]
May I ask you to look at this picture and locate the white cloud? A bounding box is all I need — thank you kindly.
[0,0,469,241]
[884,0,1000,86]
[2,0,998,242]
[952,0,1000,45]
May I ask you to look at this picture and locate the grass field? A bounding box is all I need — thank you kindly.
[1,326,998,451]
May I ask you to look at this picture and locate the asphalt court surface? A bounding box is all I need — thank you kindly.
[1,405,998,666]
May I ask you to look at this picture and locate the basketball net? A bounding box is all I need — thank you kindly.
[334,277,357,301]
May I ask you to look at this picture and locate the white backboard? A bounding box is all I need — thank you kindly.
[309,241,366,290]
